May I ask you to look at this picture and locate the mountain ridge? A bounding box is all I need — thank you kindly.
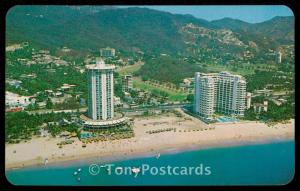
[6,6,294,55]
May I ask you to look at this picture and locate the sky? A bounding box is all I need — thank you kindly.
[118,5,293,23]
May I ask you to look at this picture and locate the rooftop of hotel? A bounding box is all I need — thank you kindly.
[197,71,245,79]
[85,58,115,70]
[80,113,129,126]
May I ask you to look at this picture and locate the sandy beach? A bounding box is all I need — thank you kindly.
[5,111,294,170]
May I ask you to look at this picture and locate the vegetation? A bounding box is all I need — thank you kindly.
[244,95,294,122]
[5,6,295,141]
[45,123,79,137]
[116,62,143,75]
[81,125,134,142]
[186,94,194,102]
[246,70,294,92]
[53,98,82,110]
[5,111,79,143]
[6,6,293,56]
[138,56,204,85]
[46,98,54,109]
[133,77,188,102]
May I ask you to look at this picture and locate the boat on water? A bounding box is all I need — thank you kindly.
[73,171,78,176]
[132,167,140,177]
[44,158,49,165]
[156,153,160,159]
[77,177,81,182]
[78,168,81,172]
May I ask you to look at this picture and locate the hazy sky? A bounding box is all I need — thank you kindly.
[118,5,293,23]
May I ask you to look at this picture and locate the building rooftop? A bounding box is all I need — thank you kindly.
[85,58,115,70]
[80,113,128,126]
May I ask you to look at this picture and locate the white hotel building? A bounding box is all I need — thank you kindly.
[194,72,216,121]
[86,58,115,120]
[194,71,246,121]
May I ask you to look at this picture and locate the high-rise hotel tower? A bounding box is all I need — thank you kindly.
[86,58,115,120]
[194,71,246,121]
[194,72,216,121]
[216,72,246,116]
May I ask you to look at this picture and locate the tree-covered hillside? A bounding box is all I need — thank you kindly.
[6,6,294,55]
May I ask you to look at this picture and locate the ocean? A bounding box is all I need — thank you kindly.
[6,140,294,186]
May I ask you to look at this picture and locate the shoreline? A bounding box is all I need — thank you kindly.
[5,115,295,171]
[6,136,294,171]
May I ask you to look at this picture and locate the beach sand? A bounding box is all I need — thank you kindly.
[5,111,294,170]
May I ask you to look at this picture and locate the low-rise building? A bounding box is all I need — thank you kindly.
[100,47,116,57]
[37,101,47,109]
[20,73,37,79]
[5,91,35,109]
[80,98,86,106]
[45,90,54,96]
[253,101,268,113]
[114,96,122,106]
[54,91,64,97]
[48,121,60,126]
[254,89,273,97]
[59,118,71,126]
[245,92,252,109]
[122,75,133,92]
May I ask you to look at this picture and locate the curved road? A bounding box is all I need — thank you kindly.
[26,103,193,115]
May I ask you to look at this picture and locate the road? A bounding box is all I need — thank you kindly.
[26,103,193,115]
[26,108,88,115]
[120,103,192,112]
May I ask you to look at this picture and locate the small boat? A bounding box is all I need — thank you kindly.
[77,177,81,182]
[44,158,49,165]
[132,167,140,177]
[132,167,140,173]
[77,168,82,172]
[156,153,160,159]
[73,171,78,176]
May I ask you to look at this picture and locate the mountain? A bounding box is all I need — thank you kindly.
[211,17,252,31]
[6,6,212,54]
[6,6,294,56]
[211,16,294,44]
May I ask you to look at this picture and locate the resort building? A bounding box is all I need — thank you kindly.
[100,47,116,57]
[194,73,215,120]
[246,92,252,109]
[86,58,115,120]
[253,101,268,113]
[5,91,35,109]
[215,72,246,116]
[122,75,133,92]
[81,56,129,131]
[194,71,246,121]
[278,51,282,64]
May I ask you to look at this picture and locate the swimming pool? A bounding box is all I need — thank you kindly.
[217,116,239,123]
[80,132,93,139]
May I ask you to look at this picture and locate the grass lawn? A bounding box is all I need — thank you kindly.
[204,63,278,76]
[205,64,255,76]
[133,77,188,102]
[117,62,143,75]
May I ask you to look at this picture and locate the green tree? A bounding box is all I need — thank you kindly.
[46,98,53,109]
[142,76,149,81]
[186,94,194,102]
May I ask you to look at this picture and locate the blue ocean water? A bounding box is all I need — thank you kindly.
[6,140,294,186]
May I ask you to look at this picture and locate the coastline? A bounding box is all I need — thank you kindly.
[5,115,295,171]
[6,137,294,171]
